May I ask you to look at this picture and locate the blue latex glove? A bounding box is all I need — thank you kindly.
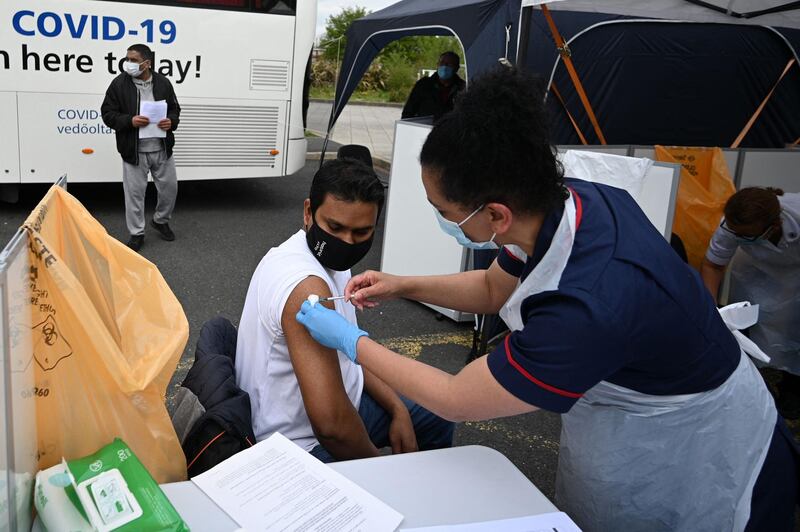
[296,300,368,362]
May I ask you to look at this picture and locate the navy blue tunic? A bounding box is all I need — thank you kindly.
[486,178,798,529]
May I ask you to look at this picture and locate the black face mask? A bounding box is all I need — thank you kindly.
[305,221,374,271]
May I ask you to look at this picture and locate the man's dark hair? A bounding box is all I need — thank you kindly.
[420,66,566,215]
[440,51,460,71]
[127,44,153,63]
[724,187,783,227]
[309,159,385,217]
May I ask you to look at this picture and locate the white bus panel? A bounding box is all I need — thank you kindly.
[1,0,314,183]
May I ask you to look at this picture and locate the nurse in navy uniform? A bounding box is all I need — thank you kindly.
[296,67,799,532]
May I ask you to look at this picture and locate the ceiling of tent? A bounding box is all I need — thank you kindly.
[325,0,800,147]
[521,0,800,29]
[519,1,800,147]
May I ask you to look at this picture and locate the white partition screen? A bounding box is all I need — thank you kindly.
[738,150,800,193]
[560,150,681,238]
[0,279,9,532]
[381,120,471,321]
[0,229,36,532]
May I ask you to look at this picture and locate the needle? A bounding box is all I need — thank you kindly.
[307,294,355,306]
[319,294,353,302]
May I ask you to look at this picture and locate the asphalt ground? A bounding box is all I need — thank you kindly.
[2,159,797,513]
[0,159,562,501]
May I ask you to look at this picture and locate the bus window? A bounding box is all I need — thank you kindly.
[105,0,295,13]
[252,1,296,15]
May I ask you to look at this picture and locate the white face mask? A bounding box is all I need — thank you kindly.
[123,61,144,78]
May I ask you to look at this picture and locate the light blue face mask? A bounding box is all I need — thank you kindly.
[437,65,454,80]
[433,204,498,250]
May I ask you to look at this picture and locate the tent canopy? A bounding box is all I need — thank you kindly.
[517,1,800,147]
[522,0,800,29]
[329,0,800,148]
[327,0,520,131]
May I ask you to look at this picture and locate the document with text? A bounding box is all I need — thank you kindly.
[192,432,404,532]
[139,99,167,139]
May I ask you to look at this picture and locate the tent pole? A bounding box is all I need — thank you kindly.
[731,58,796,148]
[541,4,607,145]
[550,82,588,145]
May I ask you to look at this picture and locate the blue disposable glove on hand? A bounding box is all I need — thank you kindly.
[295,300,368,362]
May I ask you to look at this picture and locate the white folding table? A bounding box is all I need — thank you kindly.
[159,445,558,531]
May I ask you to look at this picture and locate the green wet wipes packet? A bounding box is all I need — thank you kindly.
[64,438,189,532]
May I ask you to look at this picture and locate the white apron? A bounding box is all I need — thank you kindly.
[729,233,800,374]
[498,191,777,532]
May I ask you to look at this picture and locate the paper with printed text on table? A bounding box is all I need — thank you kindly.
[191,432,404,531]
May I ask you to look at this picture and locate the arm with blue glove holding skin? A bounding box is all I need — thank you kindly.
[295,275,536,423]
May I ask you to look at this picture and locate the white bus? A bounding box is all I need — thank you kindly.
[0,0,315,193]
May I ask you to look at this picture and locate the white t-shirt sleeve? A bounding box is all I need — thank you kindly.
[705,225,739,266]
[260,270,329,335]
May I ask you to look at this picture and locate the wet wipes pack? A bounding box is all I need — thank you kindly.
[34,438,189,532]
[74,468,143,531]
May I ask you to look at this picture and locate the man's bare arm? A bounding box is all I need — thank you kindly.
[700,257,726,303]
[281,276,379,460]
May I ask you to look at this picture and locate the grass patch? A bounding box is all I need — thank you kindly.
[310,85,398,104]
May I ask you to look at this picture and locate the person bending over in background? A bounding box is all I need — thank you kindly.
[701,186,800,419]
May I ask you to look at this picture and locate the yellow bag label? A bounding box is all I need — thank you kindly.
[23,185,188,483]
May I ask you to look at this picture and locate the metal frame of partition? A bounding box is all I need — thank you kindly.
[560,146,800,305]
[559,145,800,192]
[0,175,66,530]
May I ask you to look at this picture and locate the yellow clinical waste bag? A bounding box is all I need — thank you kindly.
[23,185,188,483]
[655,146,737,270]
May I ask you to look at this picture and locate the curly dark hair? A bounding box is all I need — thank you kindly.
[419,66,566,214]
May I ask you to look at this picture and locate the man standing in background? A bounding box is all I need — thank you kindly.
[401,51,465,121]
[101,44,181,252]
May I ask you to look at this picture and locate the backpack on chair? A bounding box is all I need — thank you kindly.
[171,316,256,477]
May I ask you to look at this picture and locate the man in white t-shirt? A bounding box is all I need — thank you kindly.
[236,158,454,461]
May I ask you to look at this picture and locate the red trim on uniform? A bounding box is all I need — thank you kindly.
[504,336,583,399]
[503,247,525,263]
[567,187,583,231]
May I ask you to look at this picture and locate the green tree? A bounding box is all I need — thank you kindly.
[380,36,463,101]
[381,35,461,70]
[321,6,368,61]
[313,7,465,103]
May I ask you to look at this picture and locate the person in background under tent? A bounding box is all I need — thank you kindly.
[401,51,465,121]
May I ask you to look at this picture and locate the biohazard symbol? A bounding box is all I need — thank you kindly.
[32,314,73,371]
